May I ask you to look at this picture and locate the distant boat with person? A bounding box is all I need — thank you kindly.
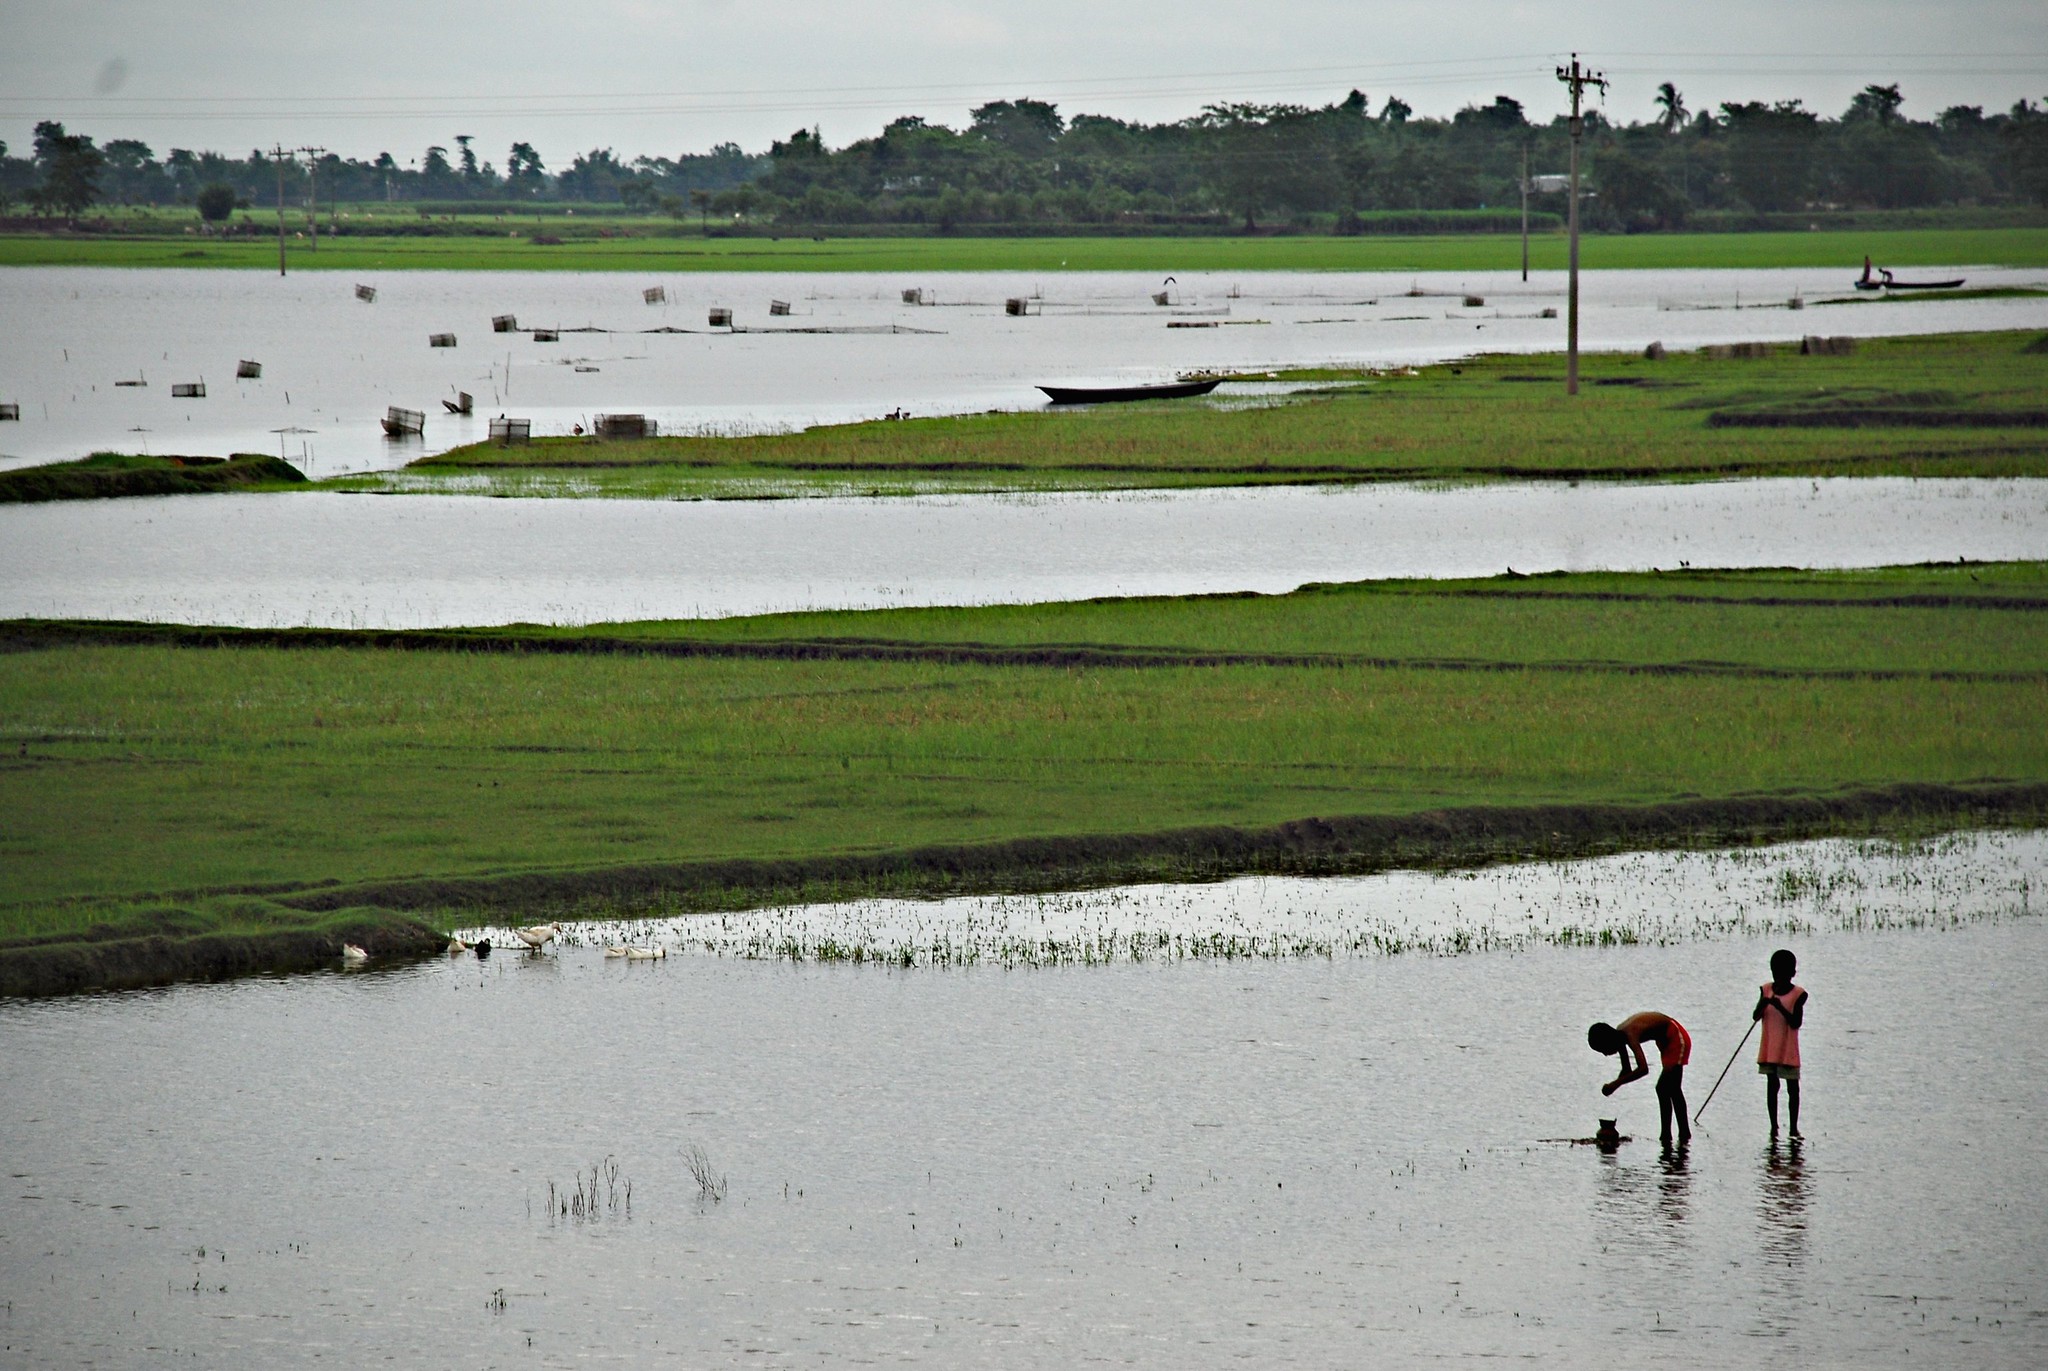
[1856,255,1964,291]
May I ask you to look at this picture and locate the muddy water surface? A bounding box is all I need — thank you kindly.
[3,477,2043,627]
[2,837,2042,1367]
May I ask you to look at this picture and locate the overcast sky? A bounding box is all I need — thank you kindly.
[4,1,2045,167]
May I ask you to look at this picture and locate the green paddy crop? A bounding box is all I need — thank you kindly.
[345,330,2048,500]
[3,561,2044,994]
[3,226,2045,273]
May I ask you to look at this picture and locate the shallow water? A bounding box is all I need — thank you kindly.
[3,265,2044,476]
[3,477,2044,626]
[4,835,2043,1366]
[526,829,2045,965]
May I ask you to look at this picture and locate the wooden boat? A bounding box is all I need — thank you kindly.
[1853,275,1965,291]
[1038,378,1222,405]
[441,391,473,416]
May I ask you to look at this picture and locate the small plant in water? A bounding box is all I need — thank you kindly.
[545,1156,632,1225]
[684,1143,727,1204]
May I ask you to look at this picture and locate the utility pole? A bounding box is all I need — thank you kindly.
[298,146,327,252]
[1555,53,1607,396]
[1519,145,1530,283]
[270,145,292,276]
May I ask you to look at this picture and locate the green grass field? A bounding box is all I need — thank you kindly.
[4,226,2047,273]
[0,451,306,503]
[4,562,2044,989]
[344,330,2048,500]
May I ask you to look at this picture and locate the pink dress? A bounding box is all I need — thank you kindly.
[1757,982,1805,1067]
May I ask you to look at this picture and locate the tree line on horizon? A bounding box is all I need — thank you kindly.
[5,83,2048,234]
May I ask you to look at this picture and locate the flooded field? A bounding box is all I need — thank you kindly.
[3,476,2045,626]
[3,833,2042,1366]
[3,265,2044,476]
[523,829,2046,965]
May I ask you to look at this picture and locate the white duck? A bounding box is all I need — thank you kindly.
[341,943,370,962]
[625,946,667,960]
[604,945,630,958]
[513,923,559,950]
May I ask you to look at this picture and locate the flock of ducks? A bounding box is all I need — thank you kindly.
[344,922,667,964]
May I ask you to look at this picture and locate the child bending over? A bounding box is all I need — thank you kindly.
[1588,1011,1692,1146]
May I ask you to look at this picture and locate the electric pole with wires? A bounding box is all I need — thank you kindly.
[270,145,293,276]
[1556,53,1608,395]
[298,146,327,252]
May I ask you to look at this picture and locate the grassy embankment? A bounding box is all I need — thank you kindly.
[0,452,305,503]
[343,329,2048,500]
[3,226,2047,273]
[4,562,2045,992]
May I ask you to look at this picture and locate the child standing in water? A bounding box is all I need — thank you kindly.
[1755,949,1808,1137]
[1587,1012,1692,1146]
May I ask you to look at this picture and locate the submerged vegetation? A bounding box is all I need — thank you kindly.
[344,330,2048,500]
[516,829,2042,967]
[3,562,2045,993]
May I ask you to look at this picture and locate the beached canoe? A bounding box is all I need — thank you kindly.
[1038,379,1222,405]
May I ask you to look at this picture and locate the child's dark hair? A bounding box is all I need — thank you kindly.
[1770,948,1798,983]
[1587,1022,1622,1054]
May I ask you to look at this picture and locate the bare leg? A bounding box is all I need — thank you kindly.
[1766,1072,1781,1134]
[1659,1066,1690,1144]
[1786,1080,1801,1138]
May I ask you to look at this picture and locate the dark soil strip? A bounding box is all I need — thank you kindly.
[1707,408,2048,429]
[271,781,2048,921]
[0,914,445,999]
[4,620,2040,684]
[1395,587,2048,612]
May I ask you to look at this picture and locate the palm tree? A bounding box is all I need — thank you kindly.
[1656,83,1688,134]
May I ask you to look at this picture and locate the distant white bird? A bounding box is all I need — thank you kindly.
[513,923,559,950]
[341,943,370,962]
[625,946,667,960]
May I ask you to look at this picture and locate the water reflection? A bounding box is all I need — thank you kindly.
[1592,1139,1694,1264]
[1753,1138,1812,1338]
[1657,1143,1694,1228]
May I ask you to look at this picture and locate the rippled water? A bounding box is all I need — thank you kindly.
[4,835,2042,1366]
[3,477,2044,626]
[3,265,2044,475]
